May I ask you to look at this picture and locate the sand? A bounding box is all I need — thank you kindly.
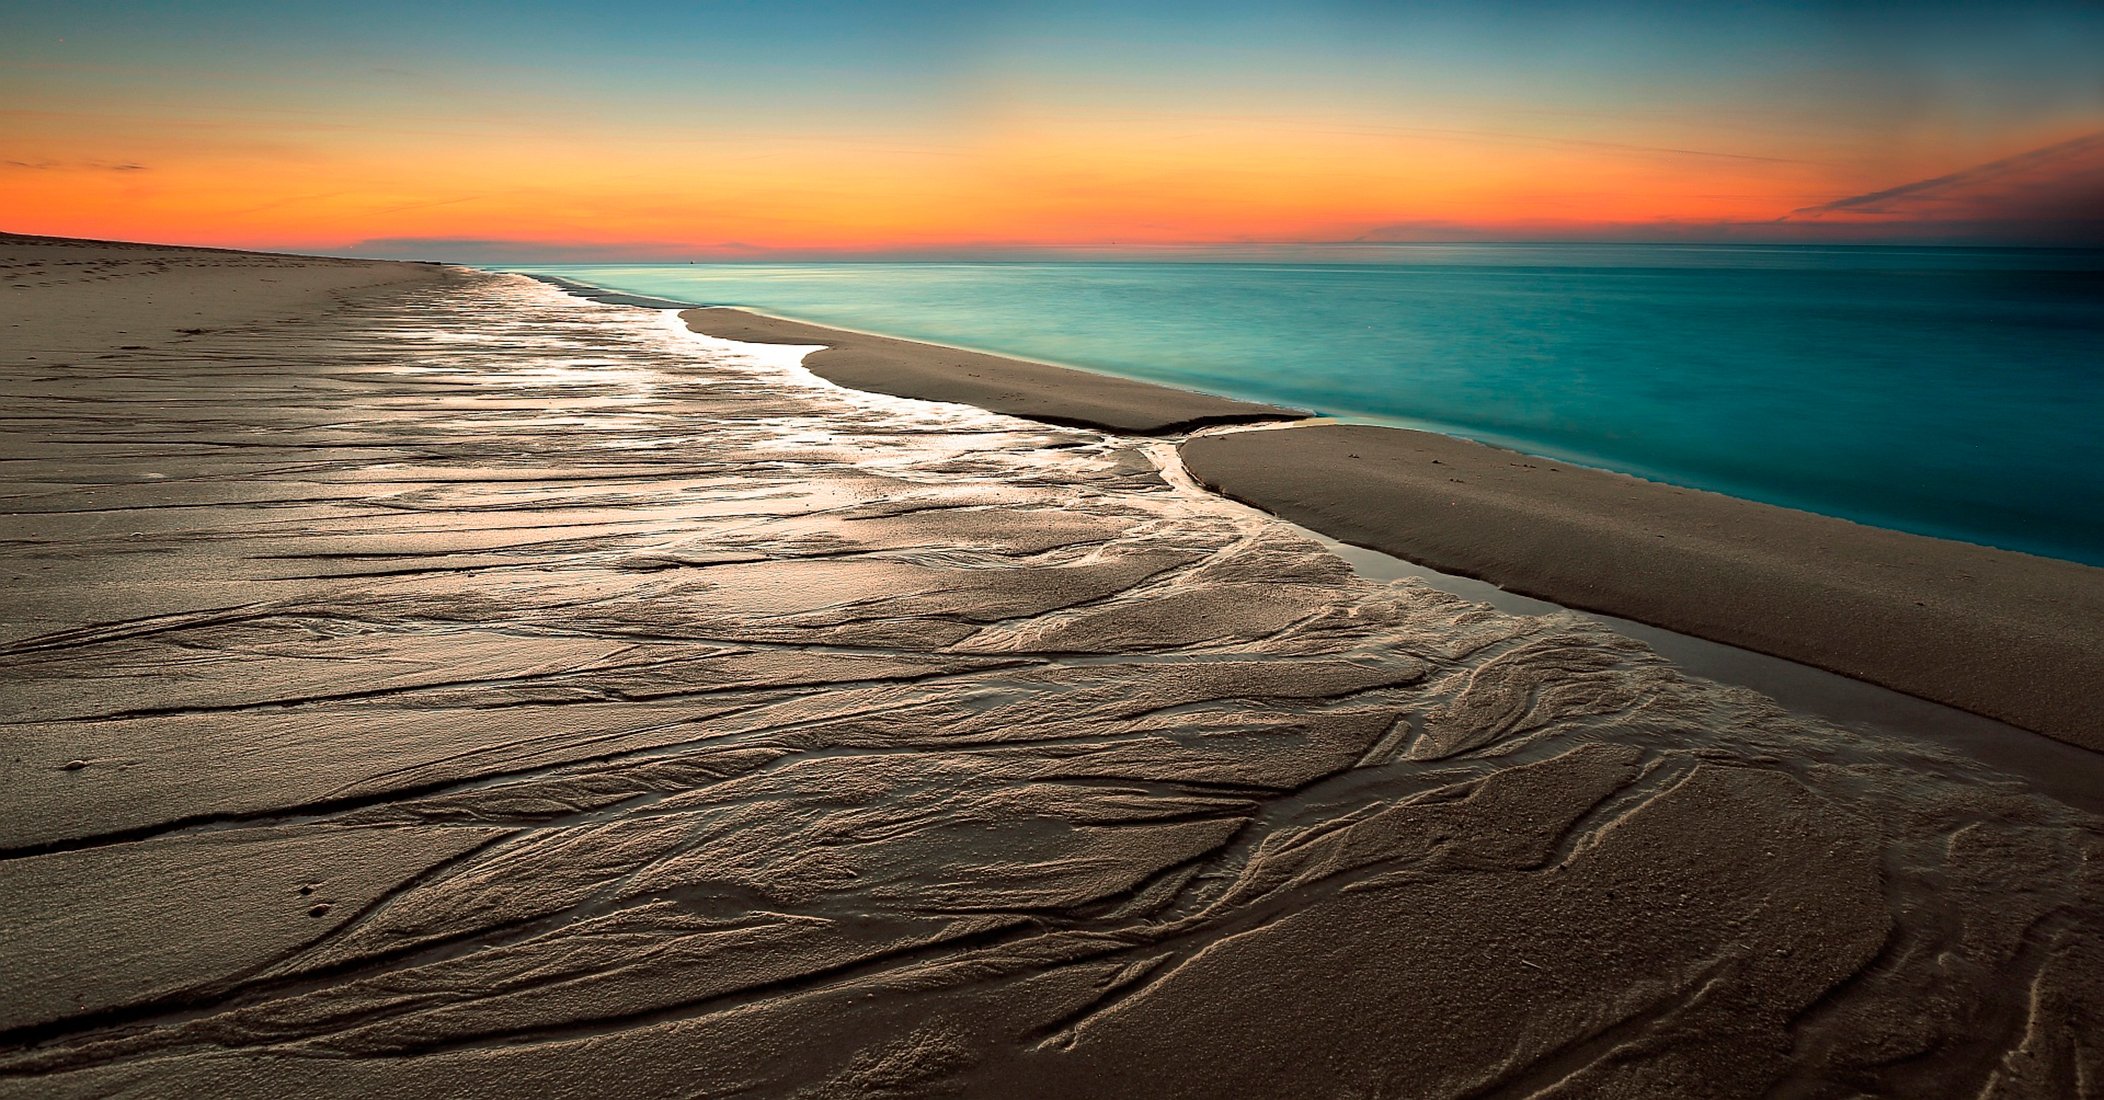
[1180,424,2104,751]
[0,232,442,354]
[2,237,2100,1098]
[678,305,1303,433]
[655,290,2104,749]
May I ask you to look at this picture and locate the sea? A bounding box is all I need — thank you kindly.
[499,245,2104,566]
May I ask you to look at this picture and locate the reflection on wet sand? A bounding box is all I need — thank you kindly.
[2,264,2099,1098]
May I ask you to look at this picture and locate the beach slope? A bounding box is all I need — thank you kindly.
[680,306,1302,434]
[1182,423,2104,749]
[0,232,443,352]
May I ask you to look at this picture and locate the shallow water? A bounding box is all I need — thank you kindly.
[504,246,2104,565]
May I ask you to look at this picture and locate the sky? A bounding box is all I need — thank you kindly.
[4,0,2102,259]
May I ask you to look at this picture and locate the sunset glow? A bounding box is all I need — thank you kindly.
[6,1,2101,258]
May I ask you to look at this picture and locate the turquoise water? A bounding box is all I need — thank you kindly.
[501,246,2104,565]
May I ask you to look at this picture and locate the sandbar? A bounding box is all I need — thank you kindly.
[1180,423,2104,750]
[679,305,1302,434]
[648,292,2104,747]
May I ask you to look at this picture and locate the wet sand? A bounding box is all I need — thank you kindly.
[628,288,2102,751]
[678,306,1302,434]
[1182,424,2104,751]
[3,238,2101,1097]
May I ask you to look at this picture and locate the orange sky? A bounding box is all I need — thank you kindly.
[6,2,2102,257]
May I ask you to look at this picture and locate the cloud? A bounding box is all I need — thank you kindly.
[1782,130,2104,244]
[2,158,149,172]
[1331,132,2104,247]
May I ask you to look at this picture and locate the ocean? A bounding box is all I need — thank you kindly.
[499,245,2104,565]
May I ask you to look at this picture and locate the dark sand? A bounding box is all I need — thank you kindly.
[3,238,2100,1098]
[680,306,1303,434]
[1181,424,2104,751]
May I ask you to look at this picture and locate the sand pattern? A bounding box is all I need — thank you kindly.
[1,258,2100,1097]
[1181,424,2104,750]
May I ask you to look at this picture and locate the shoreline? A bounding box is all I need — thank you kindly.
[677,306,1305,435]
[1146,441,2104,815]
[512,262,2104,569]
[526,273,1307,434]
[525,274,2104,750]
[1180,425,2104,750]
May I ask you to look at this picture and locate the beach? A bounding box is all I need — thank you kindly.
[519,251,2104,568]
[3,235,2101,1097]
[1182,425,2104,750]
[656,297,2104,751]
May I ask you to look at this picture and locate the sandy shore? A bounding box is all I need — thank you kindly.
[602,288,2101,751]
[3,238,2101,1097]
[1182,424,2104,751]
[678,306,1303,434]
[0,232,442,354]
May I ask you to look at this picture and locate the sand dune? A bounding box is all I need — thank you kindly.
[1,238,2099,1097]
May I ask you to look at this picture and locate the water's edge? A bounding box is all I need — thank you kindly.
[508,269,2104,815]
[499,259,2104,567]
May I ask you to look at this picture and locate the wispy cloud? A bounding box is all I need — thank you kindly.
[2,158,148,171]
[1783,131,2104,242]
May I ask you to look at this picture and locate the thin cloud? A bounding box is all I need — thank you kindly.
[1786,130,2104,231]
[2,158,149,171]
[1344,131,2104,246]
